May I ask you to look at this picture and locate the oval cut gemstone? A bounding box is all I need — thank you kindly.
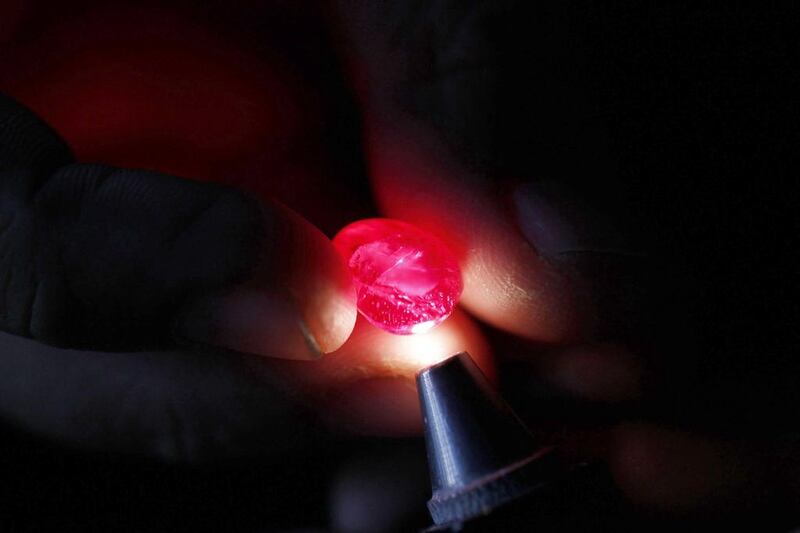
[333,219,463,335]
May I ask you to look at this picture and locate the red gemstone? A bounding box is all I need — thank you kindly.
[333,219,463,335]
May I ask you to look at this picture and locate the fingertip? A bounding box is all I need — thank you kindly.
[459,227,586,343]
[174,287,324,361]
[264,309,493,436]
[364,113,589,344]
[175,199,356,360]
[323,310,493,436]
[277,203,358,354]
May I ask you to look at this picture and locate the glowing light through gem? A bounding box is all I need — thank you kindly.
[333,219,463,335]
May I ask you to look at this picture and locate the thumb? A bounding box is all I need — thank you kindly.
[334,1,668,345]
[0,93,356,358]
[361,107,657,346]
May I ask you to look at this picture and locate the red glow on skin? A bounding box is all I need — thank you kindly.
[263,310,494,436]
[0,3,356,233]
[333,218,463,335]
[0,5,308,173]
[363,112,588,342]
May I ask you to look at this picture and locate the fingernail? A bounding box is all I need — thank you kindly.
[174,288,322,360]
[512,180,630,258]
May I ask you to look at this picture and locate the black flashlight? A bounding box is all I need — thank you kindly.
[416,352,621,531]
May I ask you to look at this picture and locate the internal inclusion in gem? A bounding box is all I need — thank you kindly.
[333,219,463,335]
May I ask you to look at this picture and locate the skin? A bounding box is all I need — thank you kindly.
[1,0,798,525]
[0,0,485,450]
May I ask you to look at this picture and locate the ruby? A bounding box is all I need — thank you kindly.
[333,219,463,335]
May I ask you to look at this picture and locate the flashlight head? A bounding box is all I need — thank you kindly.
[416,352,564,526]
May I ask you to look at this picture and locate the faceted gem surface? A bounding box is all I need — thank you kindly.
[333,219,463,335]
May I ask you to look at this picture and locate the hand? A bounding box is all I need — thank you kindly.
[0,2,492,459]
[1,2,798,529]
[0,91,362,459]
[330,0,800,525]
[0,86,488,458]
[1,0,505,448]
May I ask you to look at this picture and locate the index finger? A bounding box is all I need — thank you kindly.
[333,1,648,345]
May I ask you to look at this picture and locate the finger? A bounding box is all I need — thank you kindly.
[364,89,653,346]
[0,94,356,358]
[263,308,493,436]
[174,198,357,358]
[0,331,321,462]
[364,118,589,342]
[333,1,654,344]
